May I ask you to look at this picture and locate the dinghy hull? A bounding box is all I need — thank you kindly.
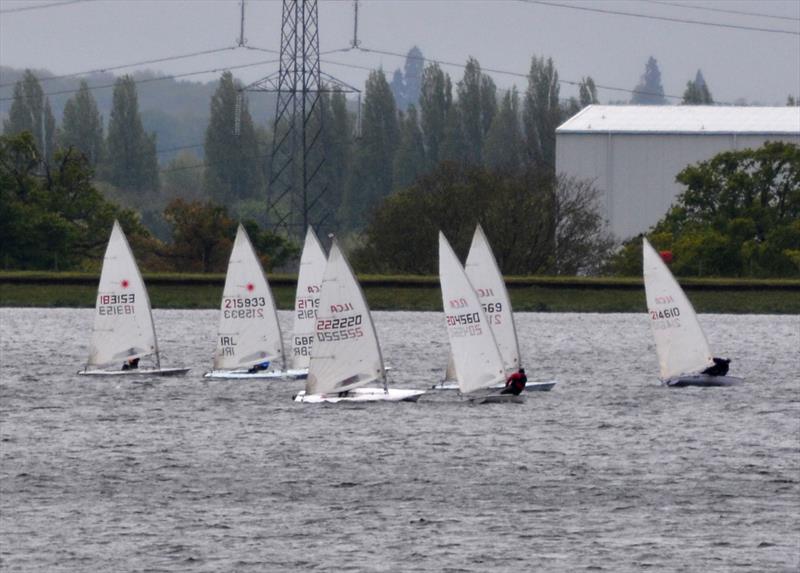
[293,388,425,403]
[78,367,190,377]
[469,393,525,404]
[203,368,308,380]
[663,374,743,387]
[431,381,556,392]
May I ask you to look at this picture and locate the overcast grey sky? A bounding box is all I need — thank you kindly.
[1,0,798,105]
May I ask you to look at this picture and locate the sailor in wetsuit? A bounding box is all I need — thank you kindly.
[702,357,730,376]
[248,361,270,374]
[121,357,139,370]
[501,368,527,395]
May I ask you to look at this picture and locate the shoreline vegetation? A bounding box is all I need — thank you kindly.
[1,272,798,314]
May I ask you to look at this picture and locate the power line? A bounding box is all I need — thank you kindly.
[0,57,280,103]
[0,0,92,14]
[517,0,800,36]
[0,46,240,89]
[352,45,690,102]
[156,142,205,156]
[640,0,800,23]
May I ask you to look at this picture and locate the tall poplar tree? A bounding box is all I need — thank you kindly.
[484,88,523,174]
[440,102,467,164]
[393,105,426,190]
[457,58,484,165]
[389,46,425,111]
[682,69,714,105]
[419,63,452,168]
[341,70,398,229]
[523,55,562,170]
[61,80,104,167]
[403,46,424,109]
[203,71,262,204]
[631,56,667,105]
[105,75,159,192]
[321,88,353,219]
[579,77,598,108]
[3,70,56,164]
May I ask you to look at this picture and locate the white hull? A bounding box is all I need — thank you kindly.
[431,381,557,392]
[663,374,744,387]
[78,367,190,377]
[203,368,308,380]
[293,387,425,403]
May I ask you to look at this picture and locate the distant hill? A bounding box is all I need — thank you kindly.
[0,66,278,163]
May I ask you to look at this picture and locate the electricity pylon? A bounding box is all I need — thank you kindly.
[244,0,359,237]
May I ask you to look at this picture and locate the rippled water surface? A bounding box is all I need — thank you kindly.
[1,309,798,572]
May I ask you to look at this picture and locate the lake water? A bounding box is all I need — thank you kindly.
[1,308,798,572]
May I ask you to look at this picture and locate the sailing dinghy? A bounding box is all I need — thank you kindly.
[643,238,742,387]
[293,239,425,403]
[204,224,301,379]
[433,225,556,392]
[79,221,189,377]
[438,232,524,403]
[287,226,328,380]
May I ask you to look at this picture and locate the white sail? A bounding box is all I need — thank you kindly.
[464,224,520,373]
[305,240,385,396]
[438,232,506,394]
[291,227,327,370]
[642,238,713,380]
[87,221,158,368]
[213,224,285,371]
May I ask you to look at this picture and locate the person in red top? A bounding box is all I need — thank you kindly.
[502,368,527,395]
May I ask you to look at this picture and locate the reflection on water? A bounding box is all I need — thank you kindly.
[1,309,798,571]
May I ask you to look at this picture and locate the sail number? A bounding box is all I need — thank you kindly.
[447,312,480,326]
[223,296,266,319]
[446,312,483,337]
[649,306,681,330]
[100,293,135,304]
[316,314,364,342]
[296,297,319,320]
[224,296,266,309]
[317,314,362,330]
[650,307,681,321]
[293,335,314,356]
[98,293,136,315]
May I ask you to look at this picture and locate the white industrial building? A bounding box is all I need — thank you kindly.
[555,105,800,240]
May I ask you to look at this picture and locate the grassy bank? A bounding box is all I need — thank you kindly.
[1,272,798,314]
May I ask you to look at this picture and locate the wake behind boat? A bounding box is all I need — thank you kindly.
[293,238,424,403]
[642,238,743,388]
[78,221,189,377]
[204,224,295,380]
[438,232,524,404]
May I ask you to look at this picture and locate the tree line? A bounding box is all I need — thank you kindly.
[2,51,798,277]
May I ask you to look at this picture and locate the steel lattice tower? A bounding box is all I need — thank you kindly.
[244,0,358,236]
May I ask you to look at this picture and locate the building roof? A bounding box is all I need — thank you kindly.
[556,105,800,135]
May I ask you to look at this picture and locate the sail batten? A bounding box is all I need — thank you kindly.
[305,240,385,396]
[213,224,285,371]
[439,232,506,394]
[642,238,713,380]
[87,221,157,368]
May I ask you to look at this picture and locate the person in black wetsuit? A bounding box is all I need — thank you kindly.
[702,357,730,376]
[501,368,527,395]
[121,357,139,370]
